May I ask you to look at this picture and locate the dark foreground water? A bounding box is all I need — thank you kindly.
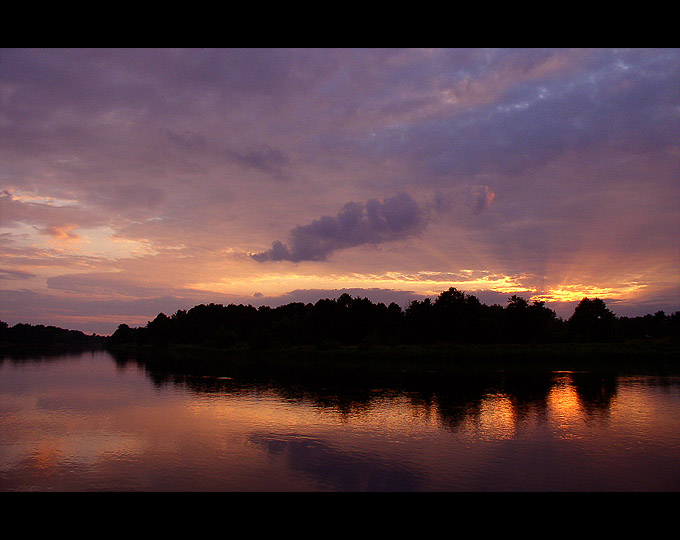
[1,349,679,491]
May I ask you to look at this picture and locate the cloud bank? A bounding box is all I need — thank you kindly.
[1,48,678,333]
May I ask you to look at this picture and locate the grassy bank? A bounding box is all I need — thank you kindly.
[106,338,680,378]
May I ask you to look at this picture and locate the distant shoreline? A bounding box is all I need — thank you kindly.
[103,339,680,377]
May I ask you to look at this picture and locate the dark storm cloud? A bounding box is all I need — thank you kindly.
[252,193,426,262]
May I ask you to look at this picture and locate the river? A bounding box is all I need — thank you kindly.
[1,349,679,491]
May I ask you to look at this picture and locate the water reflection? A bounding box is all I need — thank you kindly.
[249,432,423,491]
[3,349,680,491]
[5,349,669,434]
[107,350,647,440]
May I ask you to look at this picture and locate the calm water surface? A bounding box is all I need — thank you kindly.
[1,349,679,491]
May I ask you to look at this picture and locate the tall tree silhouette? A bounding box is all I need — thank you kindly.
[433,287,483,343]
[568,298,616,342]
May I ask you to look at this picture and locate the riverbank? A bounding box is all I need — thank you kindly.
[0,341,106,360]
[106,338,680,378]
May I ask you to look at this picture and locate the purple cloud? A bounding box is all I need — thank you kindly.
[252,193,426,262]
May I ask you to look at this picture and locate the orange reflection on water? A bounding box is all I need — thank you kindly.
[472,394,517,440]
[27,440,63,473]
[547,373,586,439]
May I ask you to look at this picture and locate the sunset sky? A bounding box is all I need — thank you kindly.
[1,48,679,335]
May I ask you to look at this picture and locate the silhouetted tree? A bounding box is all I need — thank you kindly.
[504,295,531,342]
[433,287,484,343]
[669,311,680,341]
[147,313,173,345]
[103,287,680,351]
[404,297,435,343]
[568,298,616,342]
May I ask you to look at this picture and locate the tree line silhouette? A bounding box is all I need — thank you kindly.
[0,320,105,349]
[106,288,680,350]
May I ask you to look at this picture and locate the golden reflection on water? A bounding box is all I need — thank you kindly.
[471,394,517,441]
[547,373,586,440]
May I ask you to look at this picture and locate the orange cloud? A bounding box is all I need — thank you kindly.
[39,224,81,242]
